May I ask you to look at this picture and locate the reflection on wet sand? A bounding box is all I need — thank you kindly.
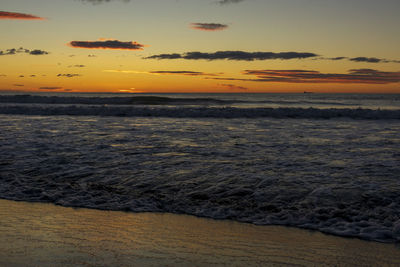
[0,199,399,266]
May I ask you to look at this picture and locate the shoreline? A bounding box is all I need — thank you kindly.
[1,199,399,266]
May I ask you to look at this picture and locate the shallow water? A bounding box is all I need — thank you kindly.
[1,110,399,242]
[1,199,399,266]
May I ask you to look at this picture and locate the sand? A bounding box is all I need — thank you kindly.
[0,199,399,266]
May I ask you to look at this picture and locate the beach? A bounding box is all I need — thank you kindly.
[0,199,399,266]
[2,0,400,265]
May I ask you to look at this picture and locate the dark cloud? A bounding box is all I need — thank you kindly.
[88,54,97,57]
[146,53,181,59]
[39,87,63,90]
[0,47,49,56]
[190,23,228,31]
[30,75,36,77]
[104,69,222,77]
[218,0,244,5]
[0,11,44,20]
[29,49,49,55]
[0,74,6,77]
[323,56,400,64]
[68,39,145,50]
[68,65,86,68]
[219,83,248,90]
[146,51,318,61]
[19,75,24,78]
[350,57,385,63]
[149,71,221,77]
[209,69,400,84]
[251,69,400,84]
[321,56,348,61]
[77,0,130,4]
[57,74,81,78]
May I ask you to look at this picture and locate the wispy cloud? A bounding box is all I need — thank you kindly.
[0,47,49,56]
[219,83,248,90]
[350,57,394,63]
[68,39,145,50]
[145,51,318,61]
[322,56,348,61]
[57,74,81,78]
[13,84,24,87]
[39,87,63,90]
[68,65,86,68]
[0,11,45,20]
[211,69,400,84]
[149,71,222,76]
[217,0,244,5]
[104,69,222,77]
[190,23,228,31]
[322,56,400,64]
[77,0,130,4]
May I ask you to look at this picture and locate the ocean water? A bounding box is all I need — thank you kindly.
[0,93,399,242]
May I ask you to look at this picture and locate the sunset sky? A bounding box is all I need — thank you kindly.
[1,0,400,93]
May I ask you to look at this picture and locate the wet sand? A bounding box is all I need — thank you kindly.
[0,199,399,266]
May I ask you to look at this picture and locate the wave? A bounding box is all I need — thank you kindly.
[0,104,399,120]
[0,95,232,105]
[0,94,366,107]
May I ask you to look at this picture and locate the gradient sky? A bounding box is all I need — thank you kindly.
[1,0,400,93]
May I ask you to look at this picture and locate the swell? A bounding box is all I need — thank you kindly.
[0,94,361,107]
[0,105,399,119]
[0,95,231,105]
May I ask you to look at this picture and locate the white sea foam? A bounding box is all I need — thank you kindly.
[1,114,399,242]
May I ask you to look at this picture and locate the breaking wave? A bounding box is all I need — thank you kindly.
[0,104,399,120]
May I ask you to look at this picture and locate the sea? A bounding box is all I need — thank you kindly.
[0,92,399,242]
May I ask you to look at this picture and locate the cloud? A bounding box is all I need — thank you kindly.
[13,84,24,87]
[145,53,181,59]
[57,74,81,78]
[190,23,228,31]
[321,56,348,61]
[149,71,222,76]
[104,69,222,77]
[0,74,6,77]
[39,87,63,90]
[218,0,244,5]
[77,0,130,4]
[68,39,145,50]
[0,47,49,56]
[0,11,45,20]
[210,69,400,84]
[146,51,318,61]
[29,49,49,55]
[322,56,400,64]
[68,64,86,68]
[350,57,386,63]
[219,83,248,90]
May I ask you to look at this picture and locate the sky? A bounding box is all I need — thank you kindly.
[1,0,400,93]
